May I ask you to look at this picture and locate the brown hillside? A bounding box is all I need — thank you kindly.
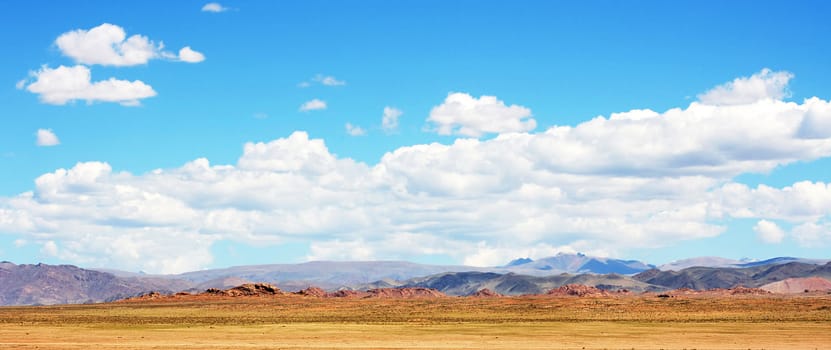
[760,277,831,293]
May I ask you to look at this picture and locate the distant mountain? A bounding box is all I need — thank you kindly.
[4,255,829,306]
[658,256,830,271]
[504,253,655,275]
[366,271,663,296]
[173,261,484,290]
[635,262,831,290]
[735,257,830,268]
[169,254,655,290]
[658,257,745,271]
[0,262,191,306]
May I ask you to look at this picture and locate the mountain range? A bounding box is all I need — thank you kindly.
[1,254,829,305]
[657,256,830,271]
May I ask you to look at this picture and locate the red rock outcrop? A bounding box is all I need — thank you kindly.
[327,289,368,298]
[224,283,282,296]
[294,286,327,297]
[128,291,166,301]
[366,287,446,298]
[726,286,771,295]
[470,288,503,297]
[547,284,609,297]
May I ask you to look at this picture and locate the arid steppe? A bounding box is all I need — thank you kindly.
[1,293,829,349]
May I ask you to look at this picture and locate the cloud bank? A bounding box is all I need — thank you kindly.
[2,69,831,273]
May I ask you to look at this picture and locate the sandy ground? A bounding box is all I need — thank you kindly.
[1,322,830,349]
[1,294,829,349]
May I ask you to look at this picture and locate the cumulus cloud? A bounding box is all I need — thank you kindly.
[35,129,60,146]
[299,99,327,112]
[753,220,785,244]
[178,46,205,63]
[382,107,402,132]
[797,97,831,139]
[427,93,536,137]
[698,68,793,106]
[55,23,203,66]
[3,69,831,273]
[345,123,367,136]
[23,65,156,106]
[202,2,228,12]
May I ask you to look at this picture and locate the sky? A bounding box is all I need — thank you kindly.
[1,0,830,274]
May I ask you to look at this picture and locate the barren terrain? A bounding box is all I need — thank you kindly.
[1,292,830,349]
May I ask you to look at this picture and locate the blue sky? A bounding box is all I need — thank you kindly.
[1,1,830,273]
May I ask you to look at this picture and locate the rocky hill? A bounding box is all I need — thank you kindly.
[634,261,831,289]
[0,262,191,305]
[381,271,662,296]
[759,277,831,293]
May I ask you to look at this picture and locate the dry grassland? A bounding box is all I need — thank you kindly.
[0,294,829,349]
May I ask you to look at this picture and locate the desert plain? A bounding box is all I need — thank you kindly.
[0,291,830,350]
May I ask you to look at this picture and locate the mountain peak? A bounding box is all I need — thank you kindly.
[505,258,533,267]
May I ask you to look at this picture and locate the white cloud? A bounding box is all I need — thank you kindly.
[797,97,831,139]
[3,70,831,273]
[202,2,228,12]
[427,93,536,137]
[299,99,327,112]
[753,220,785,244]
[55,23,203,66]
[24,65,156,106]
[791,221,831,247]
[308,240,374,261]
[13,239,26,248]
[698,68,793,106]
[178,46,205,63]
[56,23,159,66]
[298,74,347,88]
[710,181,831,222]
[345,123,367,136]
[41,241,58,256]
[315,74,346,86]
[35,129,60,147]
[382,107,402,132]
[463,242,586,267]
